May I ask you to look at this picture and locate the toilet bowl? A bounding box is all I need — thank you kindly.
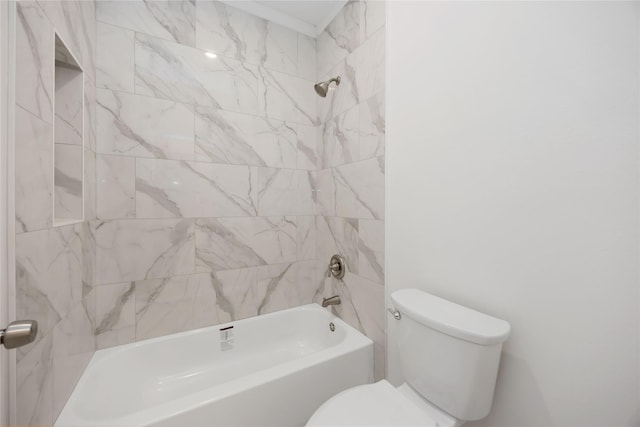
[306,289,511,427]
[306,380,461,427]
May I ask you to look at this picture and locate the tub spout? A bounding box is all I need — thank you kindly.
[322,295,341,307]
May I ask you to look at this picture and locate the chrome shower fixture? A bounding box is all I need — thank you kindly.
[314,76,341,97]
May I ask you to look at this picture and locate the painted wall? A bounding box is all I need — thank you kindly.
[387,2,639,426]
[14,1,97,424]
[93,1,323,348]
[315,0,386,380]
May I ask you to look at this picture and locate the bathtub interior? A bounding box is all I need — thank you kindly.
[68,305,360,421]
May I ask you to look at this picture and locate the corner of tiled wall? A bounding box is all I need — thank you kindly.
[315,0,386,381]
[14,0,97,424]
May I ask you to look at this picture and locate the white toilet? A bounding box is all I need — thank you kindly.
[306,288,511,427]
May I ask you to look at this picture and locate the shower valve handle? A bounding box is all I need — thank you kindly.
[327,254,346,279]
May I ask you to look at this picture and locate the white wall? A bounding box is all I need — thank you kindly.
[386,2,639,426]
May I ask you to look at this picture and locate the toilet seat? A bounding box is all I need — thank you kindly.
[305,380,438,427]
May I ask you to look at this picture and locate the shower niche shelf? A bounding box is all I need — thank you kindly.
[53,34,84,227]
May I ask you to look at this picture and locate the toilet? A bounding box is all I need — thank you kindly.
[306,288,511,427]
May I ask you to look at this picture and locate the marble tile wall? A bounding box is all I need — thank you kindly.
[315,0,386,381]
[94,0,324,351]
[14,0,97,425]
[15,1,385,422]
[8,1,386,425]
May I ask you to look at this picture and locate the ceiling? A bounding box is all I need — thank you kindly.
[219,1,348,38]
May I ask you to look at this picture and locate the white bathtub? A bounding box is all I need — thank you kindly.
[55,304,373,427]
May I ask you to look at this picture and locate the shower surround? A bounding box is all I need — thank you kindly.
[315,0,386,381]
[13,0,385,424]
[93,0,322,350]
[14,1,97,425]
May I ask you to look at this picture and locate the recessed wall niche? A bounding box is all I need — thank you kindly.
[54,34,84,225]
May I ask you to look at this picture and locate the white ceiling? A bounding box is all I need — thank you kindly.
[219,1,348,38]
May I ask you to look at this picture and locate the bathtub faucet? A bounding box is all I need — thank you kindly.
[322,295,341,307]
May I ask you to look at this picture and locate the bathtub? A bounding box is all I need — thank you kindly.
[55,304,374,427]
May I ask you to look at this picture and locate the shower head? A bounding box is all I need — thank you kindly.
[314,76,341,97]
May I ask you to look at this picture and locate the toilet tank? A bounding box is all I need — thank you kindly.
[390,289,510,421]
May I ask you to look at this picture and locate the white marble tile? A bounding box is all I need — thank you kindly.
[15,106,53,233]
[296,124,317,170]
[97,22,134,91]
[258,67,317,126]
[54,144,83,220]
[253,118,299,168]
[195,1,262,63]
[314,169,336,217]
[315,126,325,168]
[84,75,97,153]
[52,351,93,420]
[16,334,53,427]
[320,121,333,168]
[135,273,224,341]
[52,299,94,359]
[297,216,316,260]
[317,216,359,276]
[355,27,385,103]
[50,223,87,304]
[81,222,97,292]
[334,156,385,220]
[15,2,98,424]
[196,216,297,272]
[195,108,263,165]
[312,259,334,306]
[96,219,195,284]
[210,267,263,321]
[95,282,135,349]
[329,57,360,120]
[256,262,317,315]
[55,66,83,146]
[297,260,319,302]
[84,149,97,223]
[16,2,54,124]
[358,219,384,284]
[195,108,298,168]
[360,0,386,41]
[79,0,97,83]
[359,91,385,160]
[298,33,316,81]
[16,225,86,358]
[38,0,95,81]
[257,168,315,216]
[262,22,298,76]
[317,0,361,77]
[97,0,196,46]
[45,3,83,63]
[97,154,136,219]
[86,285,97,330]
[325,103,359,167]
[136,159,257,218]
[135,33,258,114]
[196,2,298,75]
[333,273,385,379]
[97,89,195,160]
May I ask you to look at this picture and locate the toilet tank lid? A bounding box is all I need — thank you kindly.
[391,289,511,345]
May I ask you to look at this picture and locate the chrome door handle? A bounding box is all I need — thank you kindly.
[1,320,37,349]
